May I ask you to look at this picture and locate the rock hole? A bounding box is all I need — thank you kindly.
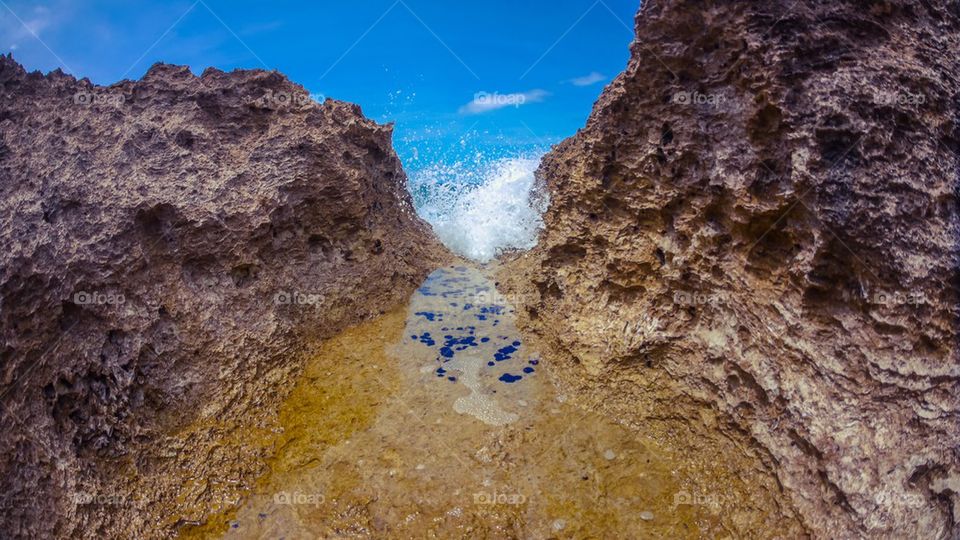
[660,123,674,145]
[174,129,196,149]
[230,264,259,288]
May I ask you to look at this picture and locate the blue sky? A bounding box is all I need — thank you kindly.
[2,0,637,169]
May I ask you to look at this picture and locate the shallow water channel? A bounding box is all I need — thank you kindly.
[187,265,728,538]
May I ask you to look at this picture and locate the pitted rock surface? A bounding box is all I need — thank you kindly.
[0,55,447,538]
[499,1,959,537]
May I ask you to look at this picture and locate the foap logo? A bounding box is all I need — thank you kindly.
[872,90,925,106]
[74,291,125,305]
[472,490,527,505]
[672,489,724,509]
[472,289,533,307]
[473,91,526,109]
[671,90,726,107]
[273,291,324,306]
[874,490,924,508]
[255,89,315,109]
[673,291,729,307]
[273,491,324,507]
[72,91,125,107]
[71,491,143,507]
[872,291,927,306]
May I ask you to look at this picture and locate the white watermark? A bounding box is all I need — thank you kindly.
[73,91,125,107]
[673,291,729,307]
[875,491,924,508]
[672,489,724,509]
[71,491,146,507]
[472,91,526,109]
[872,90,925,106]
[473,490,526,505]
[74,291,125,305]
[255,90,322,109]
[273,291,324,306]
[871,291,927,306]
[672,91,726,107]
[273,491,325,507]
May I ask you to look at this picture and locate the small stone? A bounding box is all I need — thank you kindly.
[604,449,616,460]
[639,511,654,521]
[553,519,566,530]
[415,463,425,470]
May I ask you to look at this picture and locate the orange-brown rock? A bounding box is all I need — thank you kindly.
[0,56,446,538]
[501,1,959,537]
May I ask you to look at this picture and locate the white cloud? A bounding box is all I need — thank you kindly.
[568,72,606,86]
[3,5,53,51]
[458,89,548,115]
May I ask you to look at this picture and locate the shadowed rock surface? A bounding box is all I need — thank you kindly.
[500,0,959,537]
[0,56,446,538]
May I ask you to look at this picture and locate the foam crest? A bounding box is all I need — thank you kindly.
[409,154,548,262]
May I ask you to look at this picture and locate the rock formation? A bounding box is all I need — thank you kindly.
[501,0,959,537]
[0,56,446,538]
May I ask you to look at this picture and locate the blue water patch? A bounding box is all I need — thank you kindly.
[412,333,436,346]
[494,344,518,362]
[409,267,539,392]
[480,305,505,315]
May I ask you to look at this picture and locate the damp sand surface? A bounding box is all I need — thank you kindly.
[185,266,740,538]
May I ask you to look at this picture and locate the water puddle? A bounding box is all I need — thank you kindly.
[185,265,730,538]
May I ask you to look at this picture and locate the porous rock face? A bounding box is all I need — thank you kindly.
[0,56,445,538]
[501,1,959,537]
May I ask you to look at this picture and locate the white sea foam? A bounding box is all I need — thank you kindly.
[409,154,548,262]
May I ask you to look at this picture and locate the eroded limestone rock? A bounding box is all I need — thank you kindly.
[0,56,446,538]
[500,1,959,537]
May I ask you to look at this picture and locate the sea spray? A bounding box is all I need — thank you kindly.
[408,154,548,262]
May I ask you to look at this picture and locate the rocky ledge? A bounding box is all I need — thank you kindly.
[501,0,959,537]
[0,56,446,538]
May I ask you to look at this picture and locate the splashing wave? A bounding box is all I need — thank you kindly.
[408,154,548,262]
